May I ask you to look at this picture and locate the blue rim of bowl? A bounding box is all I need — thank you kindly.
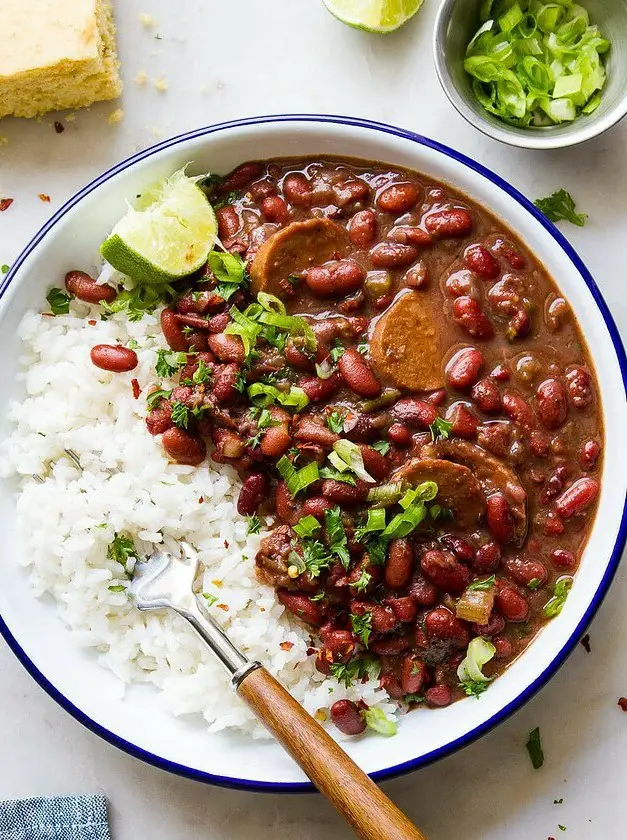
[0,114,625,793]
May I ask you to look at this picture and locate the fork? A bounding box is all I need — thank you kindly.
[130,544,428,840]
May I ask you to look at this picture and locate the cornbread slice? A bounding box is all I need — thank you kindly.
[0,0,122,119]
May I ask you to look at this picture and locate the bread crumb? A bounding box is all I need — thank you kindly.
[139,13,155,27]
[0,136,8,146]
[38,194,51,202]
[135,70,148,87]
[107,108,124,124]
[154,76,168,93]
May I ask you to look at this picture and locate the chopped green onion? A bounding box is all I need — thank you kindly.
[207,251,249,301]
[363,707,397,737]
[318,466,356,485]
[315,358,335,380]
[225,306,261,357]
[331,440,375,483]
[326,410,346,434]
[146,388,171,411]
[247,382,309,412]
[293,515,322,538]
[543,575,573,618]
[277,456,320,497]
[372,440,390,455]
[457,637,496,693]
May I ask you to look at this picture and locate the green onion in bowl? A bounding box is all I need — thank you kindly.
[464,0,610,127]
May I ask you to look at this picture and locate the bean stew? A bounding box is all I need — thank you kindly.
[78,157,603,735]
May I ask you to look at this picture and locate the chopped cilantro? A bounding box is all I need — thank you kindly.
[404,693,424,704]
[352,568,372,594]
[108,584,126,593]
[233,368,247,393]
[107,534,138,566]
[535,190,587,227]
[170,401,190,429]
[430,417,453,442]
[310,592,326,602]
[350,611,373,647]
[101,284,171,321]
[543,576,573,618]
[326,410,346,435]
[202,592,219,607]
[329,341,345,363]
[246,514,262,535]
[212,190,240,210]
[146,388,171,411]
[460,679,490,698]
[372,440,390,455]
[527,577,543,590]
[300,539,334,578]
[155,349,188,378]
[467,575,496,591]
[325,506,351,570]
[46,287,72,315]
[558,826,566,833]
[192,358,212,385]
[330,657,379,688]
[526,727,544,769]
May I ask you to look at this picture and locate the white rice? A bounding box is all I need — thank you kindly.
[0,301,397,738]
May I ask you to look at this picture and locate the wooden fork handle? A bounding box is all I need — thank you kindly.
[237,666,427,840]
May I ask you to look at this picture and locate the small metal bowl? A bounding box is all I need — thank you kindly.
[433,0,627,149]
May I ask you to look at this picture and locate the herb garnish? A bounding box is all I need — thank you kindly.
[207,251,249,301]
[325,506,350,570]
[170,401,190,429]
[107,533,138,566]
[372,440,391,455]
[155,349,188,378]
[326,410,346,435]
[467,575,496,592]
[460,679,490,698]
[246,515,262,535]
[352,568,372,594]
[535,190,587,227]
[329,341,345,363]
[526,726,545,769]
[543,577,573,618]
[146,388,171,411]
[350,611,373,647]
[330,657,379,688]
[192,358,212,385]
[46,287,72,315]
[101,284,171,321]
[430,417,453,442]
[203,592,219,607]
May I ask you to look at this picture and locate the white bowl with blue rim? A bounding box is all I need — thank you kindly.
[0,115,625,790]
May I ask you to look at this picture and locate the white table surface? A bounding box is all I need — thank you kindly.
[1,1,626,837]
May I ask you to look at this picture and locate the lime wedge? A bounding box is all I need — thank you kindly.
[101,169,218,285]
[322,0,424,32]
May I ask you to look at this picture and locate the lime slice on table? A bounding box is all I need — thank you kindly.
[101,169,218,286]
[322,0,424,33]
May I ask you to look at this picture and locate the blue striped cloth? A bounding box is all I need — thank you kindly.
[0,795,110,840]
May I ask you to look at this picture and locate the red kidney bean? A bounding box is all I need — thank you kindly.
[249,179,277,200]
[493,636,513,659]
[420,550,471,595]
[184,330,209,352]
[440,535,474,564]
[407,574,437,607]
[261,195,289,224]
[298,372,342,402]
[349,209,377,247]
[425,208,473,238]
[285,341,315,371]
[274,482,301,525]
[304,261,366,297]
[207,333,245,364]
[370,242,418,268]
[315,648,333,676]
[486,493,515,544]
[206,312,230,333]
[495,583,529,622]
[162,427,206,466]
[283,172,313,206]
[555,477,599,519]
[216,205,240,241]
[541,465,568,504]
[529,430,550,458]
[384,539,414,590]
[90,344,138,372]
[388,226,432,248]
[213,363,240,402]
[377,182,421,214]
[471,378,502,413]
[330,699,366,735]
[550,548,576,570]
[472,613,505,638]
[322,479,368,505]
[426,389,446,407]
[477,422,511,457]
[446,347,484,390]
[506,308,531,341]
[301,496,334,519]
[497,242,526,270]
[146,402,173,436]
[176,291,224,316]
[566,367,593,409]
[379,674,405,699]
[387,423,411,446]
[386,596,418,623]
[391,398,437,428]
[237,473,269,516]
[464,244,500,279]
[294,417,339,447]
[404,261,428,289]
[161,308,188,351]
[425,685,452,707]
[452,296,494,340]
[473,541,501,574]
[260,424,292,458]
[65,270,117,304]
[536,378,568,430]
[503,556,548,587]
[359,444,389,480]
[211,428,246,461]
[370,604,398,634]
[335,179,370,206]
[424,607,470,647]
[338,348,381,398]
[449,404,479,439]
[324,630,356,663]
[579,439,601,471]
[401,655,426,695]
[220,161,263,192]
[445,270,477,298]
[502,392,535,428]
[278,590,325,626]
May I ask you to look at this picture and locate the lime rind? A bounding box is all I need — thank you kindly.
[100,168,218,286]
[322,0,424,33]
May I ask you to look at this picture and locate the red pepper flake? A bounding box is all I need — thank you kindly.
[223,539,229,549]
[618,698,627,712]
[87,319,97,326]
[38,194,51,203]
[216,603,229,611]
[54,121,65,134]
[581,634,591,653]
[131,378,141,399]
[280,641,294,651]
[0,198,14,212]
